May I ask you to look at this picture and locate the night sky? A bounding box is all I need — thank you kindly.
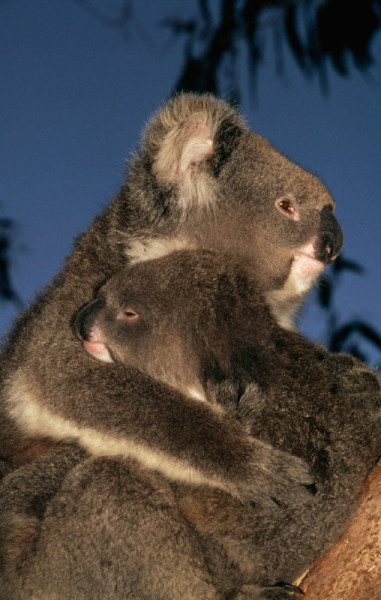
[1,0,380,365]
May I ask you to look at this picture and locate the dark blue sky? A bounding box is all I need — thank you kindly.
[1,0,380,365]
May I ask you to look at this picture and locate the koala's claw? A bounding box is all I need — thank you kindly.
[274,582,304,595]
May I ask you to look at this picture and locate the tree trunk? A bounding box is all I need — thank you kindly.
[297,459,381,599]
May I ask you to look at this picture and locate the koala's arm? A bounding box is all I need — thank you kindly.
[7,358,313,507]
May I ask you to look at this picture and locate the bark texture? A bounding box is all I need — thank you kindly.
[298,459,381,599]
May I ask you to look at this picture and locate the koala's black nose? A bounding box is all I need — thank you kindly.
[74,299,105,341]
[318,208,344,264]
[320,231,335,262]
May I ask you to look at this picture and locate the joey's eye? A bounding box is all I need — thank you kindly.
[118,308,139,321]
[275,196,299,221]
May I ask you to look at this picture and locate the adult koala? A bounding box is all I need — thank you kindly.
[0,93,343,478]
[0,250,379,600]
[0,93,347,598]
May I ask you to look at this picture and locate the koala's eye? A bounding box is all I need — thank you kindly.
[118,307,139,322]
[275,196,300,221]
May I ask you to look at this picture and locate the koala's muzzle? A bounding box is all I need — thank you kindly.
[316,206,343,264]
[74,299,105,341]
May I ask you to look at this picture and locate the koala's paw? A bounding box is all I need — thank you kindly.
[241,440,314,508]
[318,351,381,411]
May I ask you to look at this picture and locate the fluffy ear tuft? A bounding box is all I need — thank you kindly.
[143,94,245,215]
[153,116,214,187]
[152,113,216,213]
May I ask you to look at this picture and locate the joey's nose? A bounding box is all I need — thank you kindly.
[74,299,105,341]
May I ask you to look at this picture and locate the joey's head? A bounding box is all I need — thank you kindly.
[130,93,343,328]
[74,250,275,400]
[74,251,234,400]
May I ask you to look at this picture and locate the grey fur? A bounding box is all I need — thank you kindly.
[0,250,379,599]
[0,93,346,598]
[0,93,342,489]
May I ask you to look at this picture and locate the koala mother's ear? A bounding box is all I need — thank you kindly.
[153,116,213,186]
[152,111,216,213]
[146,93,245,213]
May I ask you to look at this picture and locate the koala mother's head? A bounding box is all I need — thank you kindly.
[124,94,343,328]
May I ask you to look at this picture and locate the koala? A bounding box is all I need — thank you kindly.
[0,250,379,600]
[0,93,343,485]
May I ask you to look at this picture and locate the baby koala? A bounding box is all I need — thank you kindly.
[75,250,263,402]
[74,248,381,597]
